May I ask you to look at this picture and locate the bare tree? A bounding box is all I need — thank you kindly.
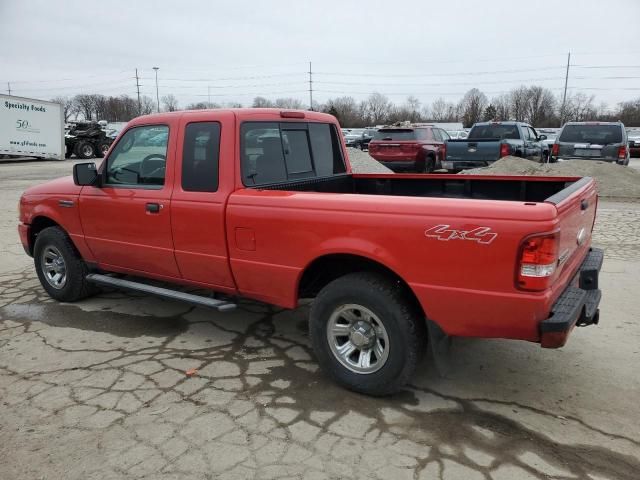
[459,88,488,127]
[161,94,179,112]
[526,86,556,126]
[563,92,596,122]
[186,102,213,110]
[252,96,273,108]
[274,98,303,109]
[509,86,529,122]
[73,94,96,120]
[492,94,511,121]
[51,96,75,122]
[139,96,155,115]
[430,98,447,121]
[323,96,361,126]
[365,92,392,125]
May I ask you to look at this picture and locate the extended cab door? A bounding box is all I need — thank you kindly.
[169,111,236,289]
[79,123,181,278]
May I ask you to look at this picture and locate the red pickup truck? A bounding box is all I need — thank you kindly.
[18,109,603,395]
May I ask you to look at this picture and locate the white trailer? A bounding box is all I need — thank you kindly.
[0,94,65,160]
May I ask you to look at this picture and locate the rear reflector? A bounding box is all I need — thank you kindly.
[499,143,510,158]
[280,111,305,118]
[517,232,559,291]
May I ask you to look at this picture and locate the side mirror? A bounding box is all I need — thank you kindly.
[538,134,547,141]
[73,162,98,186]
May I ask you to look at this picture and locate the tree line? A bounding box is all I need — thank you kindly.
[52,87,640,127]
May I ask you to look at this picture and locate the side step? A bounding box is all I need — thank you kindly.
[86,274,236,312]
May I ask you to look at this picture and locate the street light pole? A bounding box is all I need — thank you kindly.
[153,67,160,113]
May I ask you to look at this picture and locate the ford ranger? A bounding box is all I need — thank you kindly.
[18,109,602,396]
[444,121,546,171]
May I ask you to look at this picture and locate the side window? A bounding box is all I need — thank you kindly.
[521,126,532,141]
[106,125,169,187]
[416,128,430,140]
[529,127,539,140]
[241,122,346,186]
[439,129,450,140]
[182,122,220,192]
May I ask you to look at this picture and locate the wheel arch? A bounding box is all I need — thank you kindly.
[27,216,62,255]
[297,253,425,319]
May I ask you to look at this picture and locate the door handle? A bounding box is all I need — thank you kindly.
[146,203,161,213]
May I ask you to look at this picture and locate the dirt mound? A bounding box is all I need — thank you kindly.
[347,147,393,174]
[464,156,640,199]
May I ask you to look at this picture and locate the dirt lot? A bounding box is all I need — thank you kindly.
[1,159,639,479]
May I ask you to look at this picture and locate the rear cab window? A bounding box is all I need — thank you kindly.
[468,124,520,140]
[182,122,220,192]
[240,122,346,186]
[559,124,623,144]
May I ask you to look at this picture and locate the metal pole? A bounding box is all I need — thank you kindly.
[561,52,570,123]
[135,69,141,115]
[7,82,11,95]
[208,85,211,108]
[153,67,160,113]
[308,61,313,111]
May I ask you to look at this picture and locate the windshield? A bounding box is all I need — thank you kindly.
[374,129,416,141]
[468,124,520,140]
[559,124,623,144]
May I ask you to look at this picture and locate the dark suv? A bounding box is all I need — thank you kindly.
[550,121,629,165]
[368,125,449,172]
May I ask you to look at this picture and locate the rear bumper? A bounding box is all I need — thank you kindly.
[379,160,419,171]
[442,159,496,171]
[540,247,603,348]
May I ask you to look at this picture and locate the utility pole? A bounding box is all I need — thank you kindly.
[135,69,141,114]
[7,82,11,95]
[208,85,211,108]
[561,51,571,122]
[153,67,160,113]
[308,61,313,111]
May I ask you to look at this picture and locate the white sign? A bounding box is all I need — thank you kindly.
[0,94,64,160]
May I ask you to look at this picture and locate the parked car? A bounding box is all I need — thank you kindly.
[550,121,629,165]
[344,128,366,149]
[627,132,640,158]
[443,121,546,172]
[368,125,449,172]
[19,108,602,396]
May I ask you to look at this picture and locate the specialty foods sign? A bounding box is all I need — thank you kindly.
[0,95,64,159]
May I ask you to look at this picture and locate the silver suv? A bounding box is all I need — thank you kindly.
[550,121,629,165]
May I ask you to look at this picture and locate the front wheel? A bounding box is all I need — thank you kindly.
[34,227,97,302]
[309,272,427,396]
[74,141,95,159]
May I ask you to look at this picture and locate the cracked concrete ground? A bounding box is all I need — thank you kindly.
[1,159,639,480]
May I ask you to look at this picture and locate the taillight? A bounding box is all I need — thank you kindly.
[618,145,627,160]
[499,143,510,158]
[400,143,419,153]
[551,143,559,157]
[517,232,559,291]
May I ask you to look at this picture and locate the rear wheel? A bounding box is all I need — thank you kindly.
[74,141,95,159]
[96,141,111,158]
[34,227,97,302]
[309,272,427,396]
[424,156,436,173]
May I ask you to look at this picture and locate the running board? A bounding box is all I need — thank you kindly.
[86,274,236,312]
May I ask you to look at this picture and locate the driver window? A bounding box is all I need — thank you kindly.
[105,125,169,187]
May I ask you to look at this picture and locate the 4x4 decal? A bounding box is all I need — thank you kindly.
[424,224,497,244]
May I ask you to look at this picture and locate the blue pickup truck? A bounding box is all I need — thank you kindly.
[443,121,546,172]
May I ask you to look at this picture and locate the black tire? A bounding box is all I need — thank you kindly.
[96,141,111,158]
[65,144,72,159]
[309,272,427,396]
[74,141,95,159]
[425,156,436,173]
[33,227,97,302]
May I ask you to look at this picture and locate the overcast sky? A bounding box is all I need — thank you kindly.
[1,0,639,110]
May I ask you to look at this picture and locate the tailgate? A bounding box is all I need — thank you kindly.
[558,142,618,161]
[446,140,500,162]
[547,177,598,279]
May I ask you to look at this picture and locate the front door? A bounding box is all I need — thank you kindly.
[79,123,181,278]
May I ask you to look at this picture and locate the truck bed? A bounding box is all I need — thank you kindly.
[254,173,586,204]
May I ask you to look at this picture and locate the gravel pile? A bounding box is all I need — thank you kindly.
[346,147,393,174]
[463,156,640,199]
